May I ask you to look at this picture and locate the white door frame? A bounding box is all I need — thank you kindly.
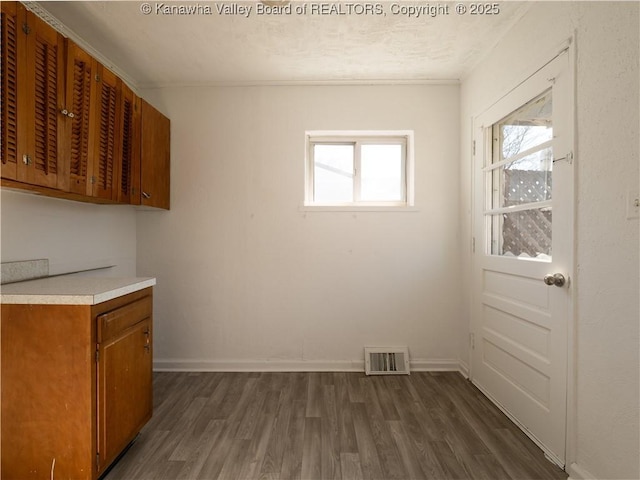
[468,37,577,470]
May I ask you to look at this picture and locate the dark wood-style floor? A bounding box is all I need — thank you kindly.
[104,371,568,480]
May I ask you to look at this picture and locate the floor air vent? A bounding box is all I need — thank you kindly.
[364,347,410,375]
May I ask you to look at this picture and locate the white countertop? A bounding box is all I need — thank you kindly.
[0,275,156,305]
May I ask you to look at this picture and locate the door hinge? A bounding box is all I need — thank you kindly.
[469,333,475,350]
[472,140,476,155]
[472,237,476,253]
[95,348,100,363]
[22,23,31,35]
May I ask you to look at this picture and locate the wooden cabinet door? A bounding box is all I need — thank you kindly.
[91,64,121,200]
[140,99,170,209]
[65,40,97,196]
[0,2,24,181]
[1,4,64,188]
[116,83,140,204]
[24,10,65,188]
[96,299,152,473]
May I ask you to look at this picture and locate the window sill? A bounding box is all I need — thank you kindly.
[299,205,419,213]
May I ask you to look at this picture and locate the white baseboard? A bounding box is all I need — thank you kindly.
[410,358,462,372]
[154,359,364,372]
[567,462,596,480]
[153,357,465,373]
[458,360,470,378]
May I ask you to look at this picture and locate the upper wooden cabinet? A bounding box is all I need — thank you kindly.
[1,2,64,189]
[140,99,170,210]
[1,1,170,209]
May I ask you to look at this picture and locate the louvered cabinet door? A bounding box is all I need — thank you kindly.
[24,11,64,188]
[91,64,121,200]
[115,83,140,204]
[65,41,96,196]
[0,2,25,181]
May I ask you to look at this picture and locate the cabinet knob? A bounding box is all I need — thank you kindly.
[142,192,151,199]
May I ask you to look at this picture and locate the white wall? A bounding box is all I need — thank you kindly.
[0,190,137,277]
[460,3,639,479]
[137,84,462,371]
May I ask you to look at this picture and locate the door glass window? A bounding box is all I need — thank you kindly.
[486,90,553,259]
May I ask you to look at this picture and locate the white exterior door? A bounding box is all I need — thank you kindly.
[471,49,573,467]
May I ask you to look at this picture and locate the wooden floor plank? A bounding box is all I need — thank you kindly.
[339,453,364,480]
[195,421,241,480]
[351,402,385,480]
[387,420,426,479]
[301,417,322,480]
[175,419,225,480]
[362,379,408,479]
[321,385,342,480]
[306,372,323,418]
[104,372,568,480]
[258,377,294,479]
[236,413,275,480]
[335,373,359,454]
[279,399,306,480]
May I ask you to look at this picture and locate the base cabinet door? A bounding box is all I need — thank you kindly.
[96,295,153,474]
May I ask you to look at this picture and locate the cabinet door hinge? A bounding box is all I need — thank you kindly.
[95,349,100,363]
[22,23,31,35]
[96,452,100,470]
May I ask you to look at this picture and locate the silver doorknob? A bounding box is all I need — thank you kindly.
[543,273,565,287]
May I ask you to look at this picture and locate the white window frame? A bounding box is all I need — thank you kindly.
[304,130,415,209]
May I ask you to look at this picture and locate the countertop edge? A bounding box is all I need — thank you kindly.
[1,278,156,305]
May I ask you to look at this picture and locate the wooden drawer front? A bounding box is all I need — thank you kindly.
[98,295,151,343]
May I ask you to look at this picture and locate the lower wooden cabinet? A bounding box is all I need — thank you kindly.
[1,287,153,479]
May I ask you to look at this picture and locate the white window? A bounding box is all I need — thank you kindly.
[305,131,414,207]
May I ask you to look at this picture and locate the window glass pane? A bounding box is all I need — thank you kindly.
[498,90,552,161]
[490,207,552,259]
[493,147,553,208]
[313,144,354,203]
[360,144,403,201]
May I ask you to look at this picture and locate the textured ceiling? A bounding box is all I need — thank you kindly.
[36,1,529,87]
